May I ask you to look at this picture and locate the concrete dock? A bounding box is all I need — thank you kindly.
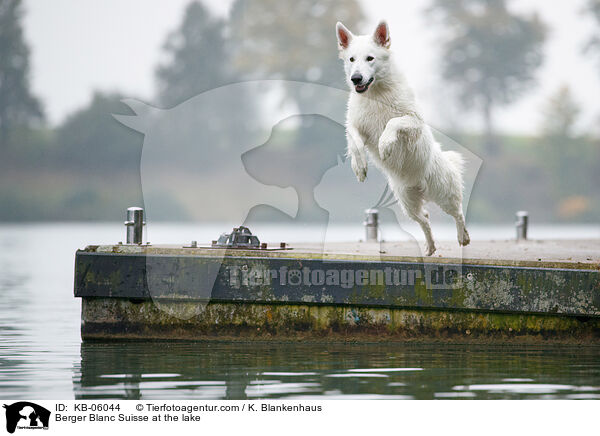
[74,239,600,343]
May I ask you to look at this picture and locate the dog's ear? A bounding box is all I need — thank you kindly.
[336,22,353,50]
[373,21,390,48]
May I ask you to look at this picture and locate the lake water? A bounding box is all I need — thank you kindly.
[1,222,599,400]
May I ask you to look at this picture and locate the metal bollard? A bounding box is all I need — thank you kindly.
[124,207,145,245]
[515,211,528,241]
[364,208,379,242]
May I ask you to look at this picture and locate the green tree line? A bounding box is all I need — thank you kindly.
[0,0,598,222]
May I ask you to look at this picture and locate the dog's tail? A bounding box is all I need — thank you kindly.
[442,150,465,175]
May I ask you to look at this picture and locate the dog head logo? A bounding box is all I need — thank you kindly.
[3,402,50,434]
[113,81,351,318]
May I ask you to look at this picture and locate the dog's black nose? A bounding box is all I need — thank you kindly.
[351,73,363,85]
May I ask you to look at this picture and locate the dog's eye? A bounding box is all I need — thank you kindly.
[366,56,374,61]
[349,57,355,62]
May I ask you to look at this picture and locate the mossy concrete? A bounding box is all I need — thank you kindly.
[81,298,600,343]
[75,249,600,315]
[75,242,600,342]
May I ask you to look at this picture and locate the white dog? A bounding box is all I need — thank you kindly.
[336,20,470,256]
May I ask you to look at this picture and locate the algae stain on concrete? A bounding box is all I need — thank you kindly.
[82,298,600,342]
[414,277,433,306]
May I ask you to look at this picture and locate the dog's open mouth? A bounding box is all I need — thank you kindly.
[355,78,374,93]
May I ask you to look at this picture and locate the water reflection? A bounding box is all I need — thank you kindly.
[1,224,600,400]
[74,342,600,400]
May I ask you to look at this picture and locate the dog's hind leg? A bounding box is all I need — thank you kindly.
[435,150,470,246]
[452,208,470,246]
[439,200,470,247]
[397,185,436,256]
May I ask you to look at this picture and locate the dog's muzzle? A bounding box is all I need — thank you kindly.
[355,77,374,94]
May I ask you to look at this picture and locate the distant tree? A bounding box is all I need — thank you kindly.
[153,1,255,162]
[540,85,580,138]
[0,0,43,143]
[584,0,600,70]
[155,1,232,107]
[54,92,142,171]
[227,0,364,152]
[428,0,546,154]
[538,85,594,209]
[583,1,600,217]
[229,0,364,112]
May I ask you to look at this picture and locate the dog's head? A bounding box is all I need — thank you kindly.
[336,21,391,94]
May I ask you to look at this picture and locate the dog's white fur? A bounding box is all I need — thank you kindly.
[336,21,469,256]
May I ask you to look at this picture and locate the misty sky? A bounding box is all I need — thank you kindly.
[22,0,600,134]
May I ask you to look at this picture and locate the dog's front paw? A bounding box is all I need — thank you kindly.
[459,228,470,246]
[356,167,367,182]
[378,131,396,161]
[351,159,367,182]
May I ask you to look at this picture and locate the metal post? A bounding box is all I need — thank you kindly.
[364,208,379,242]
[515,211,528,241]
[125,207,145,245]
